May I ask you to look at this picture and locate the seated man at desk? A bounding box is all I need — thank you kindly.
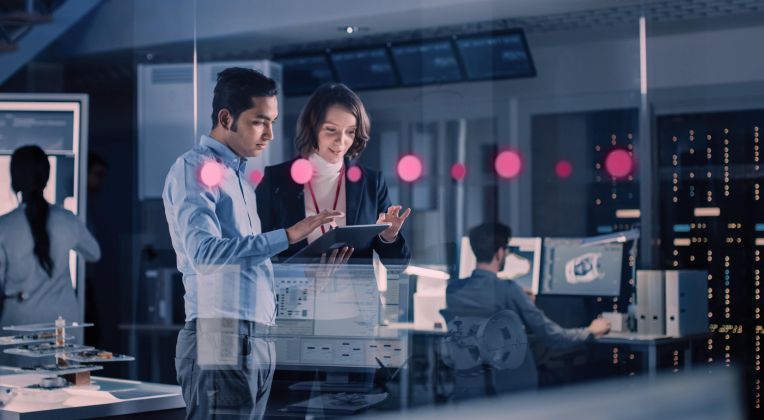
[445,222,610,399]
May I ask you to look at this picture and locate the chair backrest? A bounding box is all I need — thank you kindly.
[440,308,528,371]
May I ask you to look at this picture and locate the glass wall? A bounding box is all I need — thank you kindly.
[646,3,764,416]
[2,0,761,418]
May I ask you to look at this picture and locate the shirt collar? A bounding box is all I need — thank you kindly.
[200,135,247,172]
[472,268,499,280]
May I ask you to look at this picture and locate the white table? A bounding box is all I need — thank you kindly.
[0,371,184,419]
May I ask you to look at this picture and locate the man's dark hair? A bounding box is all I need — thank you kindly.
[468,223,512,263]
[88,152,108,172]
[211,67,278,130]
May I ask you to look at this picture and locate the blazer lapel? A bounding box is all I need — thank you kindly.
[280,160,306,222]
[345,163,364,225]
[288,181,306,221]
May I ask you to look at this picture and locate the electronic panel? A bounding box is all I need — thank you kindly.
[277,54,335,96]
[390,39,463,86]
[0,109,77,153]
[329,48,397,90]
[272,264,409,370]
[454,30,535,81]
[658,109,763,415]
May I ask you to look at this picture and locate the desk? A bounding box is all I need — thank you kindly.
[595,333,707,379]
[0,372,184,419]
[383,322,447,335]
[382,322,448,406]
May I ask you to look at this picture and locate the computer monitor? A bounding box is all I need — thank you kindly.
[277,53,335,96]
[540,238,624,296]
[329,47,398,90]
[458,236,542,294]
[390,39,463,86]
[272,264,410,371]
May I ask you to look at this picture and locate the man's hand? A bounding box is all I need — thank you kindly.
[286,209,344,244]
[522,288,536,303]
[306,246,354,293]
[588,318,612,338]
[377,205,412,242]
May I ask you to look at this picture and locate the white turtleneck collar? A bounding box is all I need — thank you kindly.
[309,152,343,176]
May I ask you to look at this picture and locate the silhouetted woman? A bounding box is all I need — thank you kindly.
[0,145,100,327]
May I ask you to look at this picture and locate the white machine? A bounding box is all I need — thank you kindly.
[0,94,89,321]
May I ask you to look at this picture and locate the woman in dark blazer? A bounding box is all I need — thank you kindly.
[256,83,410,265]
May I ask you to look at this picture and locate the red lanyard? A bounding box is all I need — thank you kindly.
[307,165,344,235]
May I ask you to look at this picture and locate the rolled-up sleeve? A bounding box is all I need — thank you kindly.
[165,157,288,272]
[0,243,6,291]
[73,215,101,262]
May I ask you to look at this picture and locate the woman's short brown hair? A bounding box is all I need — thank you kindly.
[294,83,370,160]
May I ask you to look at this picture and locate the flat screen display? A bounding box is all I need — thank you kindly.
[278,54,335,96]
[0,109,75,153]
[391,39,462,85]
[458,236,542,294]
[541,238,623,296]
[455,31,535,80]
[330,48,397,90]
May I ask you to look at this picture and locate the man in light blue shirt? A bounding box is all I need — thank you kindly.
[164,67,341,419]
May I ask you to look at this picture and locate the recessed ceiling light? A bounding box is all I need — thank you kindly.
[338,25,367,34]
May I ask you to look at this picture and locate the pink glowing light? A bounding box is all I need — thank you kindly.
[249,170,263,185]
[604,149,634,179]
[347,165,362,183]
[397,155,423,183]
[290,158,314,184]
[199,161,225,188]
[451,163,467,181]
[494,150,523,179]
[555,160,573,179]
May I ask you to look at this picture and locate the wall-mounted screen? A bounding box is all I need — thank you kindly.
[278,54,335,96]
[390,39,462,86]
[455,30,535,81]
[330,48,397,90]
